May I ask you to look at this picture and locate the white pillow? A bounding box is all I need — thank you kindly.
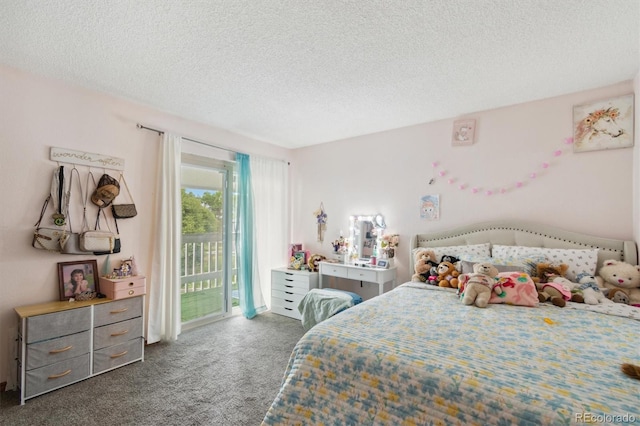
[462,254,546,276]
[413,243,491,263]
[491,245,598,281]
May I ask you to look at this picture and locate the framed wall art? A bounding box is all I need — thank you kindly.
[58,259,99,301]
[452,119,476,146]
[573,94,634,153]
[420,194,440,220]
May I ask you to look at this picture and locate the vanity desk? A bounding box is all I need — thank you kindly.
[319,261,397,296]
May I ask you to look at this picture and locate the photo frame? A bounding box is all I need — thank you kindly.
[452,119,476,146]
[58,260,99,301]
[377,259,389,269]
[573,94,634,153]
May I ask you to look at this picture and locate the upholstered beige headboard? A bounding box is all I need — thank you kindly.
[410,220,637,274]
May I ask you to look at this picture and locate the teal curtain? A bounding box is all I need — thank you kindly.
[235,153,265,318]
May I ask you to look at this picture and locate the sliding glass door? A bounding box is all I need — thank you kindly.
[180,155,236,327]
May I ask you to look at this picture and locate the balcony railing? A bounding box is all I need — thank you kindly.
[181,232,237,322]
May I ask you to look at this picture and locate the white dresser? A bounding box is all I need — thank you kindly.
[15,296,144,404]
[319,262,397,296]
[271,267,318,320]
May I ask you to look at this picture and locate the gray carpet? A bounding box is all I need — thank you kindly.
[0,312,305,426]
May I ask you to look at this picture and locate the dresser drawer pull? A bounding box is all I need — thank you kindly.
[284,285,293,288]
[128,290,135,295]
[110,350,129,359]
[285,273,294,276]
[129,282,135,286]
[49,345,73,354]
[110,330,129,337]
[110,308,128,314]
[48,369,72,379]
[285,278,294,282]
[285,299,293,303]
[285,291,293,295]
[284,307,292,311]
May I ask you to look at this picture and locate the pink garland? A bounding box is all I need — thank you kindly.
[431,137,574,196]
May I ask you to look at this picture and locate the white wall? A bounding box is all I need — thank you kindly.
[0,65,292,386]
[634,70,640,244]
[291,80,637,298]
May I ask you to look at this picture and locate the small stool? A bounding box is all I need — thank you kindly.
[298,288,363,330]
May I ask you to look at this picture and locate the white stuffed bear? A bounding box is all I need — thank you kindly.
[575,273,612,305]
[458,262,503,308]
[597,260,640,306]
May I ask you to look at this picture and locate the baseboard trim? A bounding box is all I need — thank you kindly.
[1,382,6,392]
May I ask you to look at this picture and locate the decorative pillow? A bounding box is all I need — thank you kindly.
[489,271,539,307]
[460,255,545,276]
[460,260,525,275]
[413,243,491,264]
[492,245,598,281]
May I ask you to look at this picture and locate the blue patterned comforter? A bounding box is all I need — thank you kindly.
[263,284,640,425]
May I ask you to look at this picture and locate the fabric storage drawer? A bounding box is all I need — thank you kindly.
[25,354,90,398]
[94,297,143,327]
[93,338,143,374]
[347,268,378,283]
[25,307,91,344]
[26,330,91,371]
[99,276,146,300]
[93,317,143,351]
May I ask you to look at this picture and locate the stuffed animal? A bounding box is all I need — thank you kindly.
[440,254,460,265]
[597,260,640,306]
[534,263,572,307]
[548,276,585,304]
[411,249,438,283]
[574,273,612,305]
[605,288,630,304]
[458,262,502,308]
[436,261,460,288]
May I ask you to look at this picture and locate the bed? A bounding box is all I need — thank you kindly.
[262,221,640,425]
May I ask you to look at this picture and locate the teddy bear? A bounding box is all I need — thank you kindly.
[573,273,612,305]
[597,259,640,306]
[533,263,573,307]
[411,249,438,283]
[436,261,460,288]
[605,288,630,304]
[458,262,503,308]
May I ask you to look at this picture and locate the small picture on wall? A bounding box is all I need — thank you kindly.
[58,260,99,301]
[573,94,634,153]
[420,194,440,220]
[452,119,476,146]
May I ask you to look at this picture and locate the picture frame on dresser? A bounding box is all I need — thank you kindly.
[377,259,389,269]
[57,260,99,301]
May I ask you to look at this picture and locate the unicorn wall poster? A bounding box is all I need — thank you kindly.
[573,94,634,153]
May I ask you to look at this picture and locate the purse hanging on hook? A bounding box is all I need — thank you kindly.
[111,173,137,219]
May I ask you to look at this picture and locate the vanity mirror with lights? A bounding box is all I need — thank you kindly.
[349,214,386,260]
[318,213,396,296]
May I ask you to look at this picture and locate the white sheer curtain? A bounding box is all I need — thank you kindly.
[147,133,182,343]
[250,156,289,310]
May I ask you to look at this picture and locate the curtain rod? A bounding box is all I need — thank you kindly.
[137,123,236,154]
[136,123,290,165]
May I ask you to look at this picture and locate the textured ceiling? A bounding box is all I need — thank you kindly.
[1,1,638,149]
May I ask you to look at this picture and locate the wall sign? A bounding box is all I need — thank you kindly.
[50,147,125,171]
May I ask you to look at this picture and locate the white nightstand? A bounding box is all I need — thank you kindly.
[319,262,397,296]
[271,267,318,319]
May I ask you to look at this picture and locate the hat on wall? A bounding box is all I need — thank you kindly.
[91,174,120,208]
